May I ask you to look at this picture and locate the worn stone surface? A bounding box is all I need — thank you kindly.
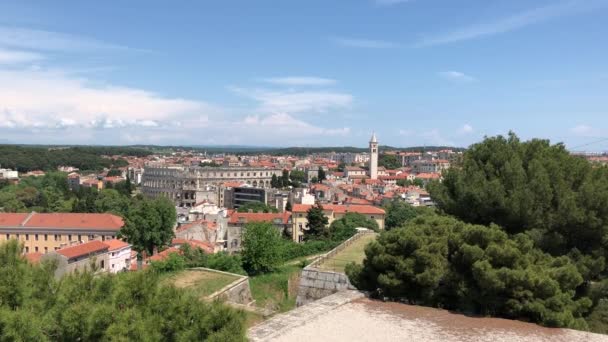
[249,291,608,342]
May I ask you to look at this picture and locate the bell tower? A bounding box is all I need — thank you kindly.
[369,132,378,180]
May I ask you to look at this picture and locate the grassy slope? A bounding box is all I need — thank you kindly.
[318,234,376,273]
[162,269,239,298]
[249,265,303,313]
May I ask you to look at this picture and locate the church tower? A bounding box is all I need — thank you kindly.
[369,132,378,180]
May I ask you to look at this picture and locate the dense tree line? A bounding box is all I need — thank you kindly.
[428,133,608,267]
[0,145,149,172]
[0,172,134,214]
[0,240,246,341]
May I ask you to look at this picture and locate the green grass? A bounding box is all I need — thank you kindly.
[162,269,240,298]
[249,265,303,313]
[318,234,376,273]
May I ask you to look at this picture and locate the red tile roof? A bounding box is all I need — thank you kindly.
[57,240,109,259]
[415,173,441,180]
[228,212,291,225]
[147,247,181,262]
[0,213,125,230]
[103,239,130,251]
[292,204,385,215]
[171,238,214,254]
[0,213,29,226]
[24,252,43,264]
[344,198,372,205]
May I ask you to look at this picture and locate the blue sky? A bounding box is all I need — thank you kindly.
[0,0,607,150]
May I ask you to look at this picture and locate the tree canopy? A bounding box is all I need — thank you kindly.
[347,214,591,329]
[241,222,282,274]
[0,239,245,341]
[119,197,177,259]
[428,132,608,262]
[378,154,401,170]
[304,204,328,240]
[0,145,149,172]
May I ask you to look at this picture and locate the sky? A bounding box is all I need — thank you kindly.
[0,0,607,150]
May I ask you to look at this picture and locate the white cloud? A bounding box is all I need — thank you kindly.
[231,87,353,115]
[0,49,44,64]
[235,113,350,139]
[571,124,598,136]
[417,0,608,47]
[438,71,477,83]
[460,124,474,134]
[0,67,214,130]
[262,76,337,86]
[0,26,135,52]
[331,37,399,49]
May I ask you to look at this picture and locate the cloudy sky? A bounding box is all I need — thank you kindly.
[0,0,607,150]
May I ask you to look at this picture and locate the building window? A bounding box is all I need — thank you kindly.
[68,234,72,241]
[100,260,105,269]
[89,235,95,240]
[5,234,8,240]
[44,247,48,253]
[44,234,48,241]
[25,234,29,241]
[112,264,115,269]
[54,234,59,241]
[35,247,39,252]
[54,247,59,251]
[35,234,39,241]
[25,246,29,253]
[16,234,19,240]
[78,234,82,241]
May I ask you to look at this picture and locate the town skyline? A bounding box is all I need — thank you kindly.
[0,1,607,150]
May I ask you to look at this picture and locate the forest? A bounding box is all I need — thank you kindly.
[0,145,151,172]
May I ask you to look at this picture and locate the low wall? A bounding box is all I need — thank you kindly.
[191,267,254,306]
[296,230,376,307]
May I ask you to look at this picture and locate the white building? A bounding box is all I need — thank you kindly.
[369,133,378,180]
[103,239,132,273]
[0,168,18,179]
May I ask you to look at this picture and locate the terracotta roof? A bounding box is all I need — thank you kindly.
[0,213,125,230]
[292,204,385,215]
[171,238,214,254]
[228,212,291,225]
[147,247,181,262]
[103,239,130,251]
[176,219,217,232]
[0,213,29,227]
[415,173,441,180]
[57,240,109,259]
[345,166,364,171]
[24,252,43,264]
[344,198,372,205]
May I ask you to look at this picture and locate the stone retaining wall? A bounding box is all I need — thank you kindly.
[191,267,254,305]
[295,230,376,307]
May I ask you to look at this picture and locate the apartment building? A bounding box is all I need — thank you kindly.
[0,212,124,254]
